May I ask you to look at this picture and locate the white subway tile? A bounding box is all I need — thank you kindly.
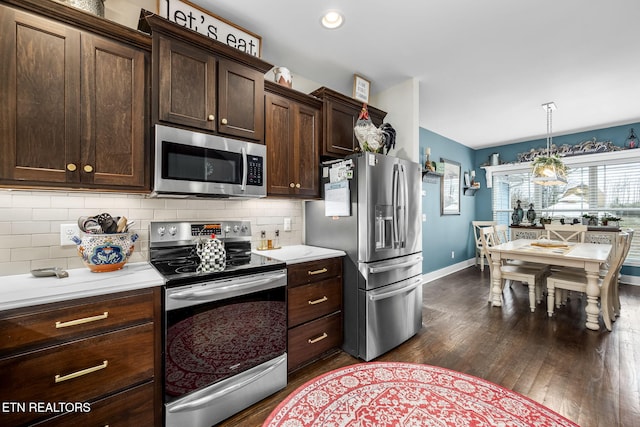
[33,209,68,221]
[51,195,85,209]
[0,208,33,221]
[12,247,50,261]
[0,261,30,276]
[13,222,51,234]
[0,234,32,249]
[12,194,51,208]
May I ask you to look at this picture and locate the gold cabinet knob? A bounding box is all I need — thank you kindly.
[66,163,77,172]
[83,165,94,173]
[295,183,301,188]
[289,183,295,188]
[208,114,215,121]
[221,118,228,125]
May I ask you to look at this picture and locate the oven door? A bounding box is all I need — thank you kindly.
[164,269,287,427]
[153,124,266,198]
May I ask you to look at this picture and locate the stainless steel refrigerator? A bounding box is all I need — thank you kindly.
[306,152,423,361]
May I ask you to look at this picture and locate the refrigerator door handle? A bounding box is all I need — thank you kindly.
[369,256,423,274]
[392,164,400,248]
[369,277,423,301]
[400,164,409,248]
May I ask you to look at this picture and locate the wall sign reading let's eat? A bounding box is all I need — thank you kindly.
[158,0,262,57]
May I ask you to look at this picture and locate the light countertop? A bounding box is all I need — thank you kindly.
[0,262,164,312]
[253,244,345,264]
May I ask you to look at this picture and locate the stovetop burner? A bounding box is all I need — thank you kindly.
[149,220,285,287]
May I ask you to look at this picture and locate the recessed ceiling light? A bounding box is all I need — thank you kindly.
[321,10,344,29]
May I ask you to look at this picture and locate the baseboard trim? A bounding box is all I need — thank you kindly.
[620,274,640,286]
[422,259,476,284]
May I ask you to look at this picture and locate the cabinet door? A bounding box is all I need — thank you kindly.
[81,34,147,188]
[157,35,216,131]
[293,103,320,197]
[265,93,320,197]
[265,93,293,196]
[324,100,358,157]
[218,59,264,142]
[0,6,80,183]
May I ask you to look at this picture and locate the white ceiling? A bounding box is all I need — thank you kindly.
[191,0,640,149]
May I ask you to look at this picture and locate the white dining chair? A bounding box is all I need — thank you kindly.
[481,226,548,312]
[611,228,634,319]
[545,232,629,331]
[543,223,587,242]
[472,221,496,272]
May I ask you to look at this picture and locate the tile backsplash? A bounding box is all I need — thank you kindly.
[0,190,304,276]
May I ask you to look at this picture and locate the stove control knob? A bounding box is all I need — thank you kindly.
[169,226,177,236]
[240,225,248,232]
[233,225,240,233]
[158,226,166,236]
[224,225,231,233]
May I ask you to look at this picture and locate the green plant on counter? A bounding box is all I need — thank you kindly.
[601,214,621,226]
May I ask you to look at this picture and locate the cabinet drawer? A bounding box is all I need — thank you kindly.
[287,257,342,286]
[32,381,155,427]
[288,312,342,371]
[288,277,342,328]
[0,289,154,355]
[0,323,154,426]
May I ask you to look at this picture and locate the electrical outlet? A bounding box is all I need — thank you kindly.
[283,217,292,231]
[451,251,455,259]
[60,224,80,246]
[422,214,426,222]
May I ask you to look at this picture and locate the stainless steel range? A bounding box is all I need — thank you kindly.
[149,220,287,427]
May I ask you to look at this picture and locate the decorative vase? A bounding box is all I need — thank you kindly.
[526,203,536,225]
[512,207,521,226]
[515,200,524,224]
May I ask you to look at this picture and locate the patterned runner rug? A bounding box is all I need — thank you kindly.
[263,362,578,426]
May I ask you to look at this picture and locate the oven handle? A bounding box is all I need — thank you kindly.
[167,354,286,413]
[168,272,286,301]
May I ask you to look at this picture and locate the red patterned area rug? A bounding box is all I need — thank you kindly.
[263,362,578,427]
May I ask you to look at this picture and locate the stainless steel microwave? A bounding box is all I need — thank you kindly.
[151,124,266,198]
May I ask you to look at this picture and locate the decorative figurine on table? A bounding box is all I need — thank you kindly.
[526,203,536,225]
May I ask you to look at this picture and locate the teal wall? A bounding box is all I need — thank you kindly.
[420,128,477,272]
[420,122,640,277]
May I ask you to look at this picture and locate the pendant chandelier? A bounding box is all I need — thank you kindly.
[532,102,567,186]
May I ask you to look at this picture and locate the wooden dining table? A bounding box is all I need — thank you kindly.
[488,239,612,331]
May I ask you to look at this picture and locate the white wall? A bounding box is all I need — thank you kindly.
[0,190,303,276]
[371,78,420,163]
[105,0,155,29]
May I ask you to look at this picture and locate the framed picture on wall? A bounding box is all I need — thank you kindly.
[441,158,461,215]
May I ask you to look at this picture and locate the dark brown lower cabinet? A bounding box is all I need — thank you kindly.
[0,288,161,426]
[286,257,343,372]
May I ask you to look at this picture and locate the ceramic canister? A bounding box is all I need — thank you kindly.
[273,67,292,88]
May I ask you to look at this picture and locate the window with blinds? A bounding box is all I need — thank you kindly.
[491,159,640,266]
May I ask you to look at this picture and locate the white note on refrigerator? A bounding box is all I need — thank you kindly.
[324,181,350,216]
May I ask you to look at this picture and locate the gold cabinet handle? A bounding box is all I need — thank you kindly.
[83,165,94,173]
[308,268,328,275]
[308,333,328,344]
[295,183,301,188]
[289,183,295,188]
[207,114,215,121]
[221,118,228,125]
[66,163,77,172]
[55,360,108,383]
[56,312,108,329]
[308,296,328,305]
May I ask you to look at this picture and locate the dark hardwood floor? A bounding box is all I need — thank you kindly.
[218,267,640,427]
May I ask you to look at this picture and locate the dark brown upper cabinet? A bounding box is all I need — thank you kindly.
[145,13,271,143]
[0,1,150,191]
[265,82,321,198]
[310,87,387,158]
